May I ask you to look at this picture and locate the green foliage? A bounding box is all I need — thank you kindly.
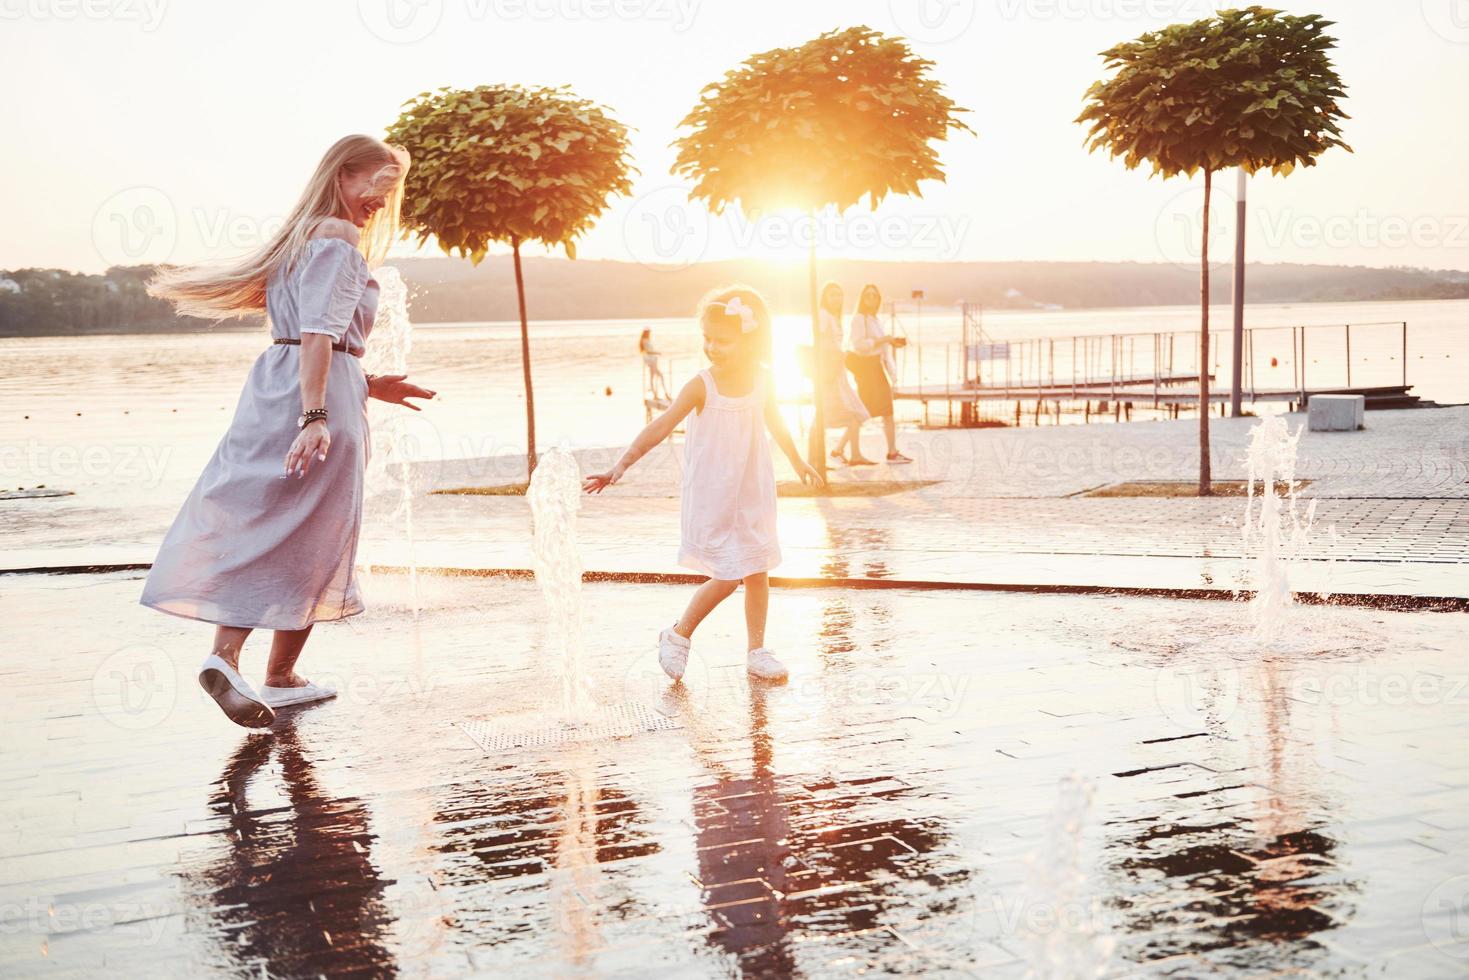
[1076,6,1351,178]
[672,25,973,215]
[386,84,635,264]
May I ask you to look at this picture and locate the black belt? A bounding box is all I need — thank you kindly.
[273,337,357,356]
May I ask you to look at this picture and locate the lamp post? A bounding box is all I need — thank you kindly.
[1230,167,1248,417]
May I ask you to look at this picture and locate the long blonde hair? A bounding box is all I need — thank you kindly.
[147,135,410,320]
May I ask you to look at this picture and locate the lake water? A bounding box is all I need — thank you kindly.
[2,296,1464,509]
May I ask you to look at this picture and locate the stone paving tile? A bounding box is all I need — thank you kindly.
[2,571,1466,977]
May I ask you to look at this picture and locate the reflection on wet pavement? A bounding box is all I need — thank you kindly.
[2,572,1467,976]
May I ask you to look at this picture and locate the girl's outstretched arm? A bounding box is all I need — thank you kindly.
[583,376,703,493]
[764,388,825,487]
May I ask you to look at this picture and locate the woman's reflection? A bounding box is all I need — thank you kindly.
[184,726,399,977]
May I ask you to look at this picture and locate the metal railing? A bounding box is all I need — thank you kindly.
[891,319,1413,406]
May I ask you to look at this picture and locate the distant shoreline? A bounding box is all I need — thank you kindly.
[3,295,1465,340]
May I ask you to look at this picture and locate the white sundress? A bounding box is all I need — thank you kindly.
[678,369,782,581]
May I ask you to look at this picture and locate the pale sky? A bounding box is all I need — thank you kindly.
[4,0,1467,274]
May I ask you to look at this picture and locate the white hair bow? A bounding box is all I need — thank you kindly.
[717,297,758,334]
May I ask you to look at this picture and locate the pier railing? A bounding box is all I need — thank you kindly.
[887,315,1414,408]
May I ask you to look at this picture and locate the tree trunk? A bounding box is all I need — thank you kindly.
[806,212,827,480]
[512,237,537,476]
[1198,169,1213,496]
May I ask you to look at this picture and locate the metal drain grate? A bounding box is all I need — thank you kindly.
[456,701,683,753]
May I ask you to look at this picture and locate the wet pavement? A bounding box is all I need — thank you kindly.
[7,408,1468,602]
[4,570,1468,977]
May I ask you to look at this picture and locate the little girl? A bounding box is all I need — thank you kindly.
[584,285,823,683]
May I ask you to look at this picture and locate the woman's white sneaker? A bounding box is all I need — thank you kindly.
[658,626,690,681]
[260,679,338,709]
[746,648,788,683]
[198,654,275,729]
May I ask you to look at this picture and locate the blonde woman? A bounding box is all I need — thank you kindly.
[142,135,436,729]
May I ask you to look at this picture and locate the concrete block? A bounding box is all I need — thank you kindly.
[1308,394,1365,431]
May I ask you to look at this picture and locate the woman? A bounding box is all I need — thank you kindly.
[142,135,436,729]
[639,327,670,400]
[816,282,872,465]
[847,284,911,463]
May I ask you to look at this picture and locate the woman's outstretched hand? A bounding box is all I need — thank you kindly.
[368,374,436,410]
[582,465,625,494]
[796,459,825,488]
[285,423,331,479]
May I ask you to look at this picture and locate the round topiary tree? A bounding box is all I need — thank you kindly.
[1077,6,1350,494]
[673,25,973,478]
[387,84,635,474]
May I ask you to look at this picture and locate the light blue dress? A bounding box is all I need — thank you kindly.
[141,238,379,630]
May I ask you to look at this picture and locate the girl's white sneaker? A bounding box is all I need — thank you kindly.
[658,626,690,681]
[260,679,338,709]
[198,654,275,729]
[746,648,788,683]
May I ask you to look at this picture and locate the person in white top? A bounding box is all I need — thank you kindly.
[639,327,670,400]
[585,285,823,684]
[817,282,874,465]
[846,283,911,463]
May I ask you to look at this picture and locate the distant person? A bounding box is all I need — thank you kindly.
[847,284,910,463]
[639,327,670,400]
[817,281,873,465]
[585,285,823,684]
[140,135,436,729]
